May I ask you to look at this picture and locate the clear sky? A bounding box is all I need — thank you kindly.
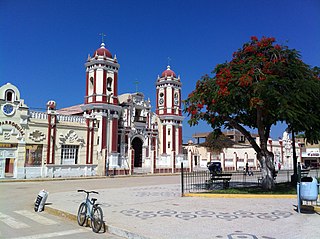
[1,0,319,143]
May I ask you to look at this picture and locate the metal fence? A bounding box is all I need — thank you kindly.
[181,163,320,194]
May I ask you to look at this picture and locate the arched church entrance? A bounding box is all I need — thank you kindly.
[132,137,143,167]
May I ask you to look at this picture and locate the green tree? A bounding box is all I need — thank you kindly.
[184,36,320,190]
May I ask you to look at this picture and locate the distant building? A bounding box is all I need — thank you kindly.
[185,129,302,171]
[296,137,320,168]
[0,42,185,179]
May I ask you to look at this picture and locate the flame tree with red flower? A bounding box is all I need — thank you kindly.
[184,36,320,190]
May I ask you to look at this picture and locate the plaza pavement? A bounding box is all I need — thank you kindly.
[43,178,320,239]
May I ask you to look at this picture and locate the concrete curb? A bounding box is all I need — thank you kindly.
[0,173,179,183]
[45,206,77,222]
[184,193,297,198]
[45,205,150,239]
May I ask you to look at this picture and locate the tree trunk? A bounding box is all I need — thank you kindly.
[258,150,276,190]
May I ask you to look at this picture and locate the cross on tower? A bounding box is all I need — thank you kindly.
[99,33,106,43]
[167,57,171,66]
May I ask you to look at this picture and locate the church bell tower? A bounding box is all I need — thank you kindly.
[81,40,121,174]
[156,65,183,172]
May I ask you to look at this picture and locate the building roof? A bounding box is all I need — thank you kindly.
[161,65,176,78]
[192,132,211,138]
[94,43,112,58]
[57,104,84,115]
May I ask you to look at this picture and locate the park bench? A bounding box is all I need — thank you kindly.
[300,169,310,178]
[206,173,232,189]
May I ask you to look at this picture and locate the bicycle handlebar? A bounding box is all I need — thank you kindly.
[77,189,99,194]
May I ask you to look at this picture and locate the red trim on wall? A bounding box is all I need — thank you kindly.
[47,114,51,164]
[51,116,56,164]
[90,124,94,164]
[86,119,90,164]
[103,70,106,102]
[172,126,175,152]
[93,70,96,102]
[102,117,107,152]
[179,127,182,154]
[112,118,118,152]
[114,72,118,104]
[163,125,166,154]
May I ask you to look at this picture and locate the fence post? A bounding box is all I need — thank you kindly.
[181,162,184,197]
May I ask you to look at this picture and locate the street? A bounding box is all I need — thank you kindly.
[0,176,180,239]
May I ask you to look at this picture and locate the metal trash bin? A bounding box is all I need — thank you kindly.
[297,177,319,213]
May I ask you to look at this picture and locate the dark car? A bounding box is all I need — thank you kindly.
[207,161,222,174]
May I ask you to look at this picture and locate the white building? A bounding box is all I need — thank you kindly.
[185,130,302,171]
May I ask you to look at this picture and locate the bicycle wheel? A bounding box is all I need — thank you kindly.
[77,202,87,226]
[91,205,103,233]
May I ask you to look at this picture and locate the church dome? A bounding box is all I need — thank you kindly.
[94,43,112,58]
[161,65,176,78]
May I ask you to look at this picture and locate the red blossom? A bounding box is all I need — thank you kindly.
[218,87,230,96]
[239,75,253,87]
[274,44,281,50]
[259,75,266,81]
[250,97,263,107]
[197,103,203,109]
[244,45,255,53]
[251,36,258,41]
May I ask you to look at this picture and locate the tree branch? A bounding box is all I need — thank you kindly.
[227,117,261,153]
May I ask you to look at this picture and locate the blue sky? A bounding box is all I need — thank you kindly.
[1,0,319,143]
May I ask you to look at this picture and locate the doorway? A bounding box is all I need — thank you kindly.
[132,137,143,167]
[5,158,14,177]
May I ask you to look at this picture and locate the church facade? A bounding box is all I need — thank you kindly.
[0,42,186,179]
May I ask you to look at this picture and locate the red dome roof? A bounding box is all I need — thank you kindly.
[161,65,176,78]
[94,43,112,58]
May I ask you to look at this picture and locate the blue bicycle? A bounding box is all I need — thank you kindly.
[77,190,103,233]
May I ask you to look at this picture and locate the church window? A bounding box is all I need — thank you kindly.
[168,142,171,148]
[5,90,14,102]
[61,145,79,165]
[168,129,171,136]
[107,77,112,91]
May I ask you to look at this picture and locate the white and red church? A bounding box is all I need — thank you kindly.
[0,41,186,179]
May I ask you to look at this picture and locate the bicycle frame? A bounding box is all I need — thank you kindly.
[84,194,94,219]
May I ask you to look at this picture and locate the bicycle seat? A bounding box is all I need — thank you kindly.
[91,198,97,203]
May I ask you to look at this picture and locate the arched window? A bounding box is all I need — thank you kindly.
[5,90,14,102]
[107,77,112,91]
